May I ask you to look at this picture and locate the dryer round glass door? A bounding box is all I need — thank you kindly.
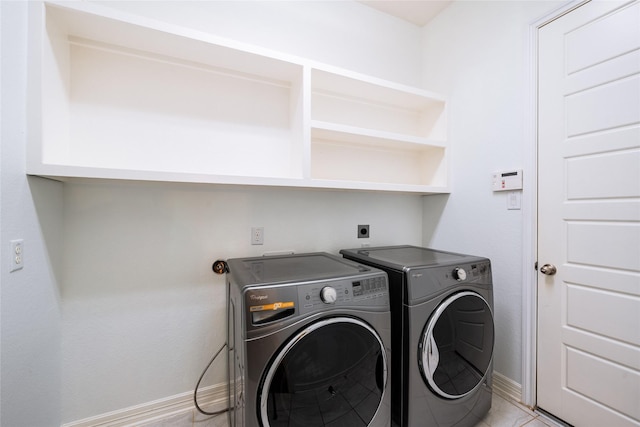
[418,291,494,399]
[259,317,388,427]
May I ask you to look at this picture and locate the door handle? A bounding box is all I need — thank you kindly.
[540,264,557,275]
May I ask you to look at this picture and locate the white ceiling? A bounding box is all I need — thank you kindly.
[358,1,453,26]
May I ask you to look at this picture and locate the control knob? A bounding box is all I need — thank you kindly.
[452,267,467,281]
[320,286,337,304]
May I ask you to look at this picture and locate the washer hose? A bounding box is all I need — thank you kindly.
[194,259,232,418]
[193,342,229,416]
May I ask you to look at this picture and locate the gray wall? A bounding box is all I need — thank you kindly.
[1,1,565,424]
[1,2,64,426]
[2,1,425,424]
[421,0,562,384]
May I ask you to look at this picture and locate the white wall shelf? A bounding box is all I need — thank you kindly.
[28,1,450,194]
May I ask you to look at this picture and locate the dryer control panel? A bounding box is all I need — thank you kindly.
[407,261,492,302]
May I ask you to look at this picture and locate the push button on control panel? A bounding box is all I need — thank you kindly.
[352,277,386,299]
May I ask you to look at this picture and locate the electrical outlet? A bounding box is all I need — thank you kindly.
[358,225,370,239]
[10,239,24,272]
[252,227,264,245]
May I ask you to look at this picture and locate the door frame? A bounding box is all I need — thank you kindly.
[522,0,589,409]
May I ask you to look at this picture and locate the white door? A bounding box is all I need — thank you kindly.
[537,1,640,426]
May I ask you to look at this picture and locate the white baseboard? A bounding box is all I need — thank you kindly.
[62,382,228,427]
[63,373,522,426]
[492,371,523,405]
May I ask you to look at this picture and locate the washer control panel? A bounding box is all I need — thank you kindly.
[244,273,389,330]
[299,275,388,311]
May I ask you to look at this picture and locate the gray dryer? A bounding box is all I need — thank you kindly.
[341,245,494,427]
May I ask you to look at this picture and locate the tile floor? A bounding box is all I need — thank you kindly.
[477,392,563,427]
[147,392,564,427]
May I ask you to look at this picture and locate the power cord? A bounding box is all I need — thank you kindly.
[193,341,229,416]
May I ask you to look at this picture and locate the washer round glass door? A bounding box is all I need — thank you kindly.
[260,317,387,427]
[419,291,494,399]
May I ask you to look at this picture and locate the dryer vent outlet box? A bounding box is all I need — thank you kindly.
[358,225,370,238]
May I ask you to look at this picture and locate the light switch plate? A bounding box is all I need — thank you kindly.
[507,191,522,210]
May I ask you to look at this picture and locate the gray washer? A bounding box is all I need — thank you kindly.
[340,245,494,427]
[226,252,392,427]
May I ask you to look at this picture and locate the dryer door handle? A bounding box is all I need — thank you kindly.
[425,334,440,377]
